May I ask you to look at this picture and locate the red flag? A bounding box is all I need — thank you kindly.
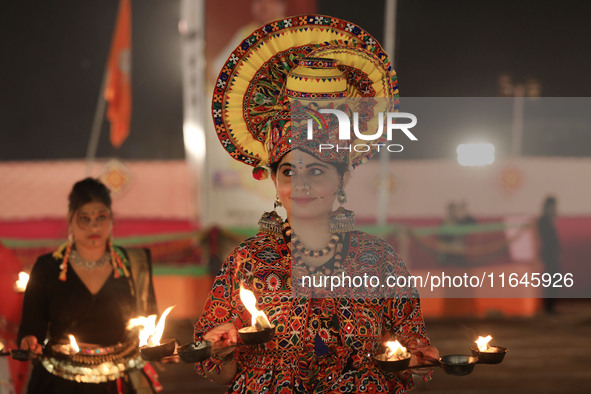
[105,0,132,149]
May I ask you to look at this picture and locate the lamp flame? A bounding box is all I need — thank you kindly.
[68,335,80,353]
[239,287,271,329]
[475,335,493,352]
[14,271,30,293]
[128,306,175,347]
[385,340,409,360]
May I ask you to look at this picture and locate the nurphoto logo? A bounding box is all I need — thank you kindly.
[306,108,418,153]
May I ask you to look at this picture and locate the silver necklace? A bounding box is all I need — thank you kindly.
[69,249,111,269]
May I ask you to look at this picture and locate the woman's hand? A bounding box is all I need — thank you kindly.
[202,323,239,384]
[20,335,43,355]
[203,322,238,358]
[408,340,439,376]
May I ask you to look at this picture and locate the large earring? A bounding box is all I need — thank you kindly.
[330,187,355,233]
[336,188,347,204]
[258,195,284,236]
[109,236,118,277]
[109,235,130,279]
[58,233,74,281]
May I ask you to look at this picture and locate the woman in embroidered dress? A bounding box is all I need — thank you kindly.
[193,15,439,393]
[18,178,159,393]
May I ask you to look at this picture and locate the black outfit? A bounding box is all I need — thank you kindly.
[537,215,561,313]
[18,248,157,394]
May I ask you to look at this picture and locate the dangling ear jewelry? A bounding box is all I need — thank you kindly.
[58,233,74,281]
[258,195,284,236]
[337,188,347,204]
[109,236,120,278]
[329,206,355,233]
[109,236,130,279]
[330,184,355,233]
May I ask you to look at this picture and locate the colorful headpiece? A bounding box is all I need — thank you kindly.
[212,15,399,178]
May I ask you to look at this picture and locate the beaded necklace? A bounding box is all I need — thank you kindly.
[283,221,344,276]
[292,232,339,258]
[69,249,111,270]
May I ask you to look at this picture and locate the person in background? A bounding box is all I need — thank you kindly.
[536,196,561,314]
[456,201,476,226]
[438,202,464,266]
[18,178,160,393]
[438,200,476,267]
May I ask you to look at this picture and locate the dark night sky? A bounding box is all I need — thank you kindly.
[0,0,184,161]
[1,0,590,161]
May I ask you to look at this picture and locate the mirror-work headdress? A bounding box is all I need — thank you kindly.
[212,15,399,178]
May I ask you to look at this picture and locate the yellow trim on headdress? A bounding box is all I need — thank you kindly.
[212,15,399,170]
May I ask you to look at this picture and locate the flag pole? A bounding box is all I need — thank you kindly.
[180,0,207,225]
[85,69,108,177]
[85,0,131,176]
[376,0,397,225]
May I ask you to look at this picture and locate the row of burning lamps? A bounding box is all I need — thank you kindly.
[371,333,506,375]
[9,274,507,376]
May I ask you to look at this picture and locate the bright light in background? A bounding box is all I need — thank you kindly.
[183,122,206,163]
[457,143,495,166]
[14,271,30,293]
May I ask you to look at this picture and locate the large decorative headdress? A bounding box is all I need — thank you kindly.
[212,15,399,178]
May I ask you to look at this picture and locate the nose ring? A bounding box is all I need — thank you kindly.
[304,183,311,196]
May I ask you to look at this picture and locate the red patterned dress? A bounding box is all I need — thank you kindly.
[194,231,430,393]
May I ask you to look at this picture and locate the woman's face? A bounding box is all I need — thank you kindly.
[70,201,112,250]
[271,150,347,221]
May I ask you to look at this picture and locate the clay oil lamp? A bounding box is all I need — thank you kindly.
[471,335,508,364]
[42,334,83,362]
[373,340,412,372]
[237,287,275,345]
[438,354,479,376]
[179,287,275,362]
[67,334,80,355]
[177,340,214,363]
[373,340,478,376]
[9,349,34,361]
[3,336,34,361]
[129,306,176,361]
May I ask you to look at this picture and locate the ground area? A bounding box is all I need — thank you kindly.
[156,300,591,393]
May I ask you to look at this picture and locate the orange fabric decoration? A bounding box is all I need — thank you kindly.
[105,0,132,149]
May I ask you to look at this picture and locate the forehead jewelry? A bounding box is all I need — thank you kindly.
[298,157,303,170]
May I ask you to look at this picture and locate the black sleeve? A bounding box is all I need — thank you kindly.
[537,217,560,253]
[17,256,51,345]
[144,248,158,315]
